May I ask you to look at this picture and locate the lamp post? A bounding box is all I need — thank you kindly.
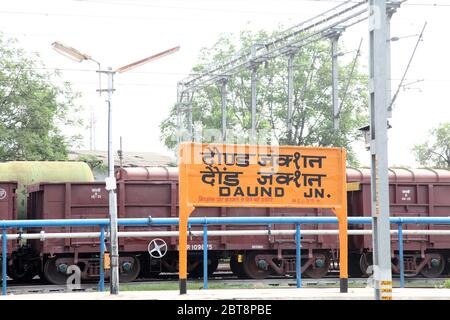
[52,42,102,95]
[52,41,102,151]
[52,42,180,294]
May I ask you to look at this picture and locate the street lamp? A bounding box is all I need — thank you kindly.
[52,41,102,95]
[52,42,180,295]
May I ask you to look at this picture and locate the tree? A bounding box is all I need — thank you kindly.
[76,154,107,172]
[160,28,368,166]
[412,123,450,169]
[0,33,83,161]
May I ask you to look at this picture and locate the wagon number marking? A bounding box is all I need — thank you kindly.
[401,189,412,201]
[91,188,102,200]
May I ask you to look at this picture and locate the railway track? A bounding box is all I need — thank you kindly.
[5,274,449,295]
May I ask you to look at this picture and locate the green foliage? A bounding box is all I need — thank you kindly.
[0,33,83,161]
[412,123,450,169]
[121,282,255,291]
[167,160,178,167]
[444,280,450,289]
[76,154,107,172]
[160,28,368,166]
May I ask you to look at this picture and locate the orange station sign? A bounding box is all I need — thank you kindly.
[178,143,348,294]
[182,144,346,208]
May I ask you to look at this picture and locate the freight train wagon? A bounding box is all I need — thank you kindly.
[23,167,339,284]
[10,166,450,284]
[347,167,450,278]
[0,161,94,281]
[0,182,17,278]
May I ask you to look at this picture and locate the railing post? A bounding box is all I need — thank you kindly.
[99,226,105,292]
[296,223,302,288]
[2,228,7,296]
[398,223,404,288]
[203,223,208,290]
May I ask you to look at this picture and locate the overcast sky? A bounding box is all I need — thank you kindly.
[1,0,449,167]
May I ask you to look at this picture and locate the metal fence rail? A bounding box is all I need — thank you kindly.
[0,215,449,295]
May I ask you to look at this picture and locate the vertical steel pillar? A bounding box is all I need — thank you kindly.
[90,107,94,151]
[398,223,404,288]
[187,103,192,141]
[287,52,295,144]
[203,224,208,289]
[99,226,105,292]
[176,102,181,146]
[176,84,182,148]
[295,224,302,288]
[250,66,257,144]
[187,91,194,141]
[386,1,401,118]
[219,78,228,143]
[2,228,6,296]
[386,10,392,119]
[369,0,393,300]
[106,67,120,295]
[324,28,343,130]
[250,44,261,144]
[331,33,341,130]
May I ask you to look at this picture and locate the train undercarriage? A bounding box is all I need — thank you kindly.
[5,248,450,285]
[356,250,450,278]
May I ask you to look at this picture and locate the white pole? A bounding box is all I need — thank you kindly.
[106,67,120,295]
[369,0,393,300]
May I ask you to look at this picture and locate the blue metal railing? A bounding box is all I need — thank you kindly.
[0,215,449,295]
[397,223,405,288]
[295,223,301,288]
[99,226,105,292]
[1,216,450,228]
[203,224,208,290]
[2,228,6,296]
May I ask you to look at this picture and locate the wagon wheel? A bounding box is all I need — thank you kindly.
[242,252,271,279]
[359,253,373,277]
[230,255,247,279]
[420,254,445,278]
[119,256,141,283]
[43,259,70,285]
[304,254,331,279]
[348,253,363,278]
[7,261,36,282]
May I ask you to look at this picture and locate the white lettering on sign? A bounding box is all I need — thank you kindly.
[91,188,102,200]
[401,189,412,201]
[187,244,213,250]
[176,244,213,250]
[0,188,6,200]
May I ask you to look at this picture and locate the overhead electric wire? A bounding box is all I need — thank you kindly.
[292,0,450,6]
[0,0,449,22]
[77,0,450,8]
[337,37,363,115]
[75,0,316,16]
[3,66,193,76]
[179,1,369,92]
[0,10,226,21]
[389,21,427,109]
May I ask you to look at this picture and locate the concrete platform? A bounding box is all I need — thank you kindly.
[1,288,450,300]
